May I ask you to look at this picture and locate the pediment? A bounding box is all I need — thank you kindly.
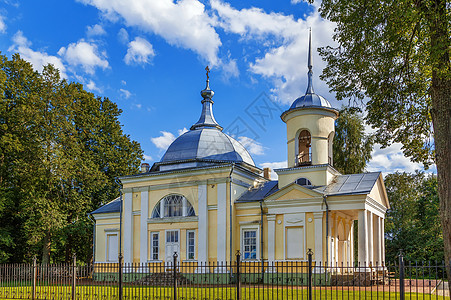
[266,182,322,201]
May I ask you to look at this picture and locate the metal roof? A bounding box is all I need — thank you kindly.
[91,197,121,214]
[236,172,381,202]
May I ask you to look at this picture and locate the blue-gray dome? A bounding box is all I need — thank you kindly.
[161,128,255,166]
[289,92,332,109]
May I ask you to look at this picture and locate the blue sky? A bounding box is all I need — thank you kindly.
[0,0,433,178]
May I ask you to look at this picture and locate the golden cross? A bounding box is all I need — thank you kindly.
[205,66,210,80]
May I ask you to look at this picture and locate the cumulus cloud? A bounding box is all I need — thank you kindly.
[238,136,265,155]
[151,128,188,151]
[86,80,102,93]
[117,28,129,44]
[151,131,176,151]
[0,15,6,33]
[221,56,239,80]
[367,143,436,175]
[143,154,153,161]
[259,161,287,180]
[58,40,109,74]
[9,31,67,77]
[119,88,132,99]
[86,24,106,37]
[211,0,336,103]
[124,37,155,65]
[79,0,221,65]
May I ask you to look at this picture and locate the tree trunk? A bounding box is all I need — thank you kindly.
[429,0,451,293]
[41,232,51,265]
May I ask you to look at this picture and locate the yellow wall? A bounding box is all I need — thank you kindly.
[132,192,141,212]
[305,212,315,254]
[275,214,284,260]
[94,216,120,262]
[208,210,217,261]
[133,215,140,263]
[277,167,335,188]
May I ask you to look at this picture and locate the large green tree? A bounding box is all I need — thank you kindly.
[0,54,143,263]
[384,172,442,262]
[333,107,374,174]
[317,0,450,276]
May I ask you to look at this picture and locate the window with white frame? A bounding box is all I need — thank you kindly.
[242,228,258,260]
[150,232,159,260]
[186,230,195,260]
[151,194,195,218]
[106,233,118,262]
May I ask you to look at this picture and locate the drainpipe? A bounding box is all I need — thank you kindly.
[259,201,264,281]
[87,214,96,264]
[119,187,123,260]
[229,164,235,263]
[323,195,329,264]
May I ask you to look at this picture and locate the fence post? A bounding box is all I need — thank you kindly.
[399,250,405,300]
[307,249,313,300]
[173,252,178,300]
[32,256,37,300]
[71,254,76,300]
[118,254,123,300]
[236,251,241,300]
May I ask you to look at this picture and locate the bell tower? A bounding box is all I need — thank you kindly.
[281,29,339,170]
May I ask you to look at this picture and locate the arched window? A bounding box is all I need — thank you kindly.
[151,194,195,218]
[297,130,312,166]
[295,177,312,186]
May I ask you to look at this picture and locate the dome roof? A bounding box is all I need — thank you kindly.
[158,67,255,171]
[289,93,332,109]
[161,128,255,166]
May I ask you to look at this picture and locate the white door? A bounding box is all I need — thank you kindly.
[286,227,304,259]
[107,234,118,262]
[165,230,180,265]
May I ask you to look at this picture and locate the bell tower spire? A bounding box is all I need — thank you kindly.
[306,28,314,94]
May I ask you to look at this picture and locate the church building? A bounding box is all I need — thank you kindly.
[91,33,389,269]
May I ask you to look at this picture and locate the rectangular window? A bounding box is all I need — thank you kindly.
[243,230,257,260]
[106,233,118,262]
[166,230,179,243]
[186,230,195,260]
[151,232,159,260]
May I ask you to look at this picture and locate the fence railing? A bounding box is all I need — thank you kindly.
[0,250,449,300]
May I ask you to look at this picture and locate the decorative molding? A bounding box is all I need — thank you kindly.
[104,228,119,232]
[147,216,198,223]
[207,205,217,210]
[132,211,141,215]
[266,214,276,221]
[93,213,120,220]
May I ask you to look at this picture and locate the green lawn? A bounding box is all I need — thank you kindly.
[0,286,449,299]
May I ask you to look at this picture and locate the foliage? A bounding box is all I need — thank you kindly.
[0,53,143,263]
[333,107,374,174]
[384,172,443,262]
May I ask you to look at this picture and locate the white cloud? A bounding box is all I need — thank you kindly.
[143,154,153,161]
[151,131,176,150]
[121,80,127,85]
[290,0,302,4]
[119,88,132,99]
[367,143,436,175]
[9,31,67,77]
[58,40,109,74]
[211,0,336,103]
[86,80,102,93]
[117,28,129,44]
[221,56,239,80]
[0,14,6,33]
[124,37,155,65]
[238,136,265,155]
[151,128,189,150]
[259,161,287,180]
[79,0,221,65]
[86,24,106,37]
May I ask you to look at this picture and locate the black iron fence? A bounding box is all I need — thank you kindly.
[0,250,449,300]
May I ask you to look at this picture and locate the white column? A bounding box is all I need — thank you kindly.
[367,211,373,264]
[373,215,381,265]
[350,221,354,265]
[358,210,368,266]
[267,215,276,262]
[197,184,208,264]
[123,189,133,263]
[313,212,323,263]
[381,217,385,263]
[140,188,149,263]
[217,183,227,263]
[182,197,187,217]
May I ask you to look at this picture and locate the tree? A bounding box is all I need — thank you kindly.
[317,0,450,282]
[333,106,374,174]
[384,172,443,262]
[0,54,143,263]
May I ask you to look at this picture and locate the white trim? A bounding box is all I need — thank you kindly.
[93,213,120,220]
[367,211,373,263]
[313,212,323,262]
[240,225,260,261]
[140,189,149,263]
[104,228,119,232]
[358,210,368,264]
[186,230,196,261]
[150,232,160,261]
[98,223,120,226]
[267,215,276,262]
[217,183,227,262]
[197,184,208,263]
[123,191,133,263]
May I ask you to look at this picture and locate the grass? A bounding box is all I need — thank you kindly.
[0,286,449,300]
